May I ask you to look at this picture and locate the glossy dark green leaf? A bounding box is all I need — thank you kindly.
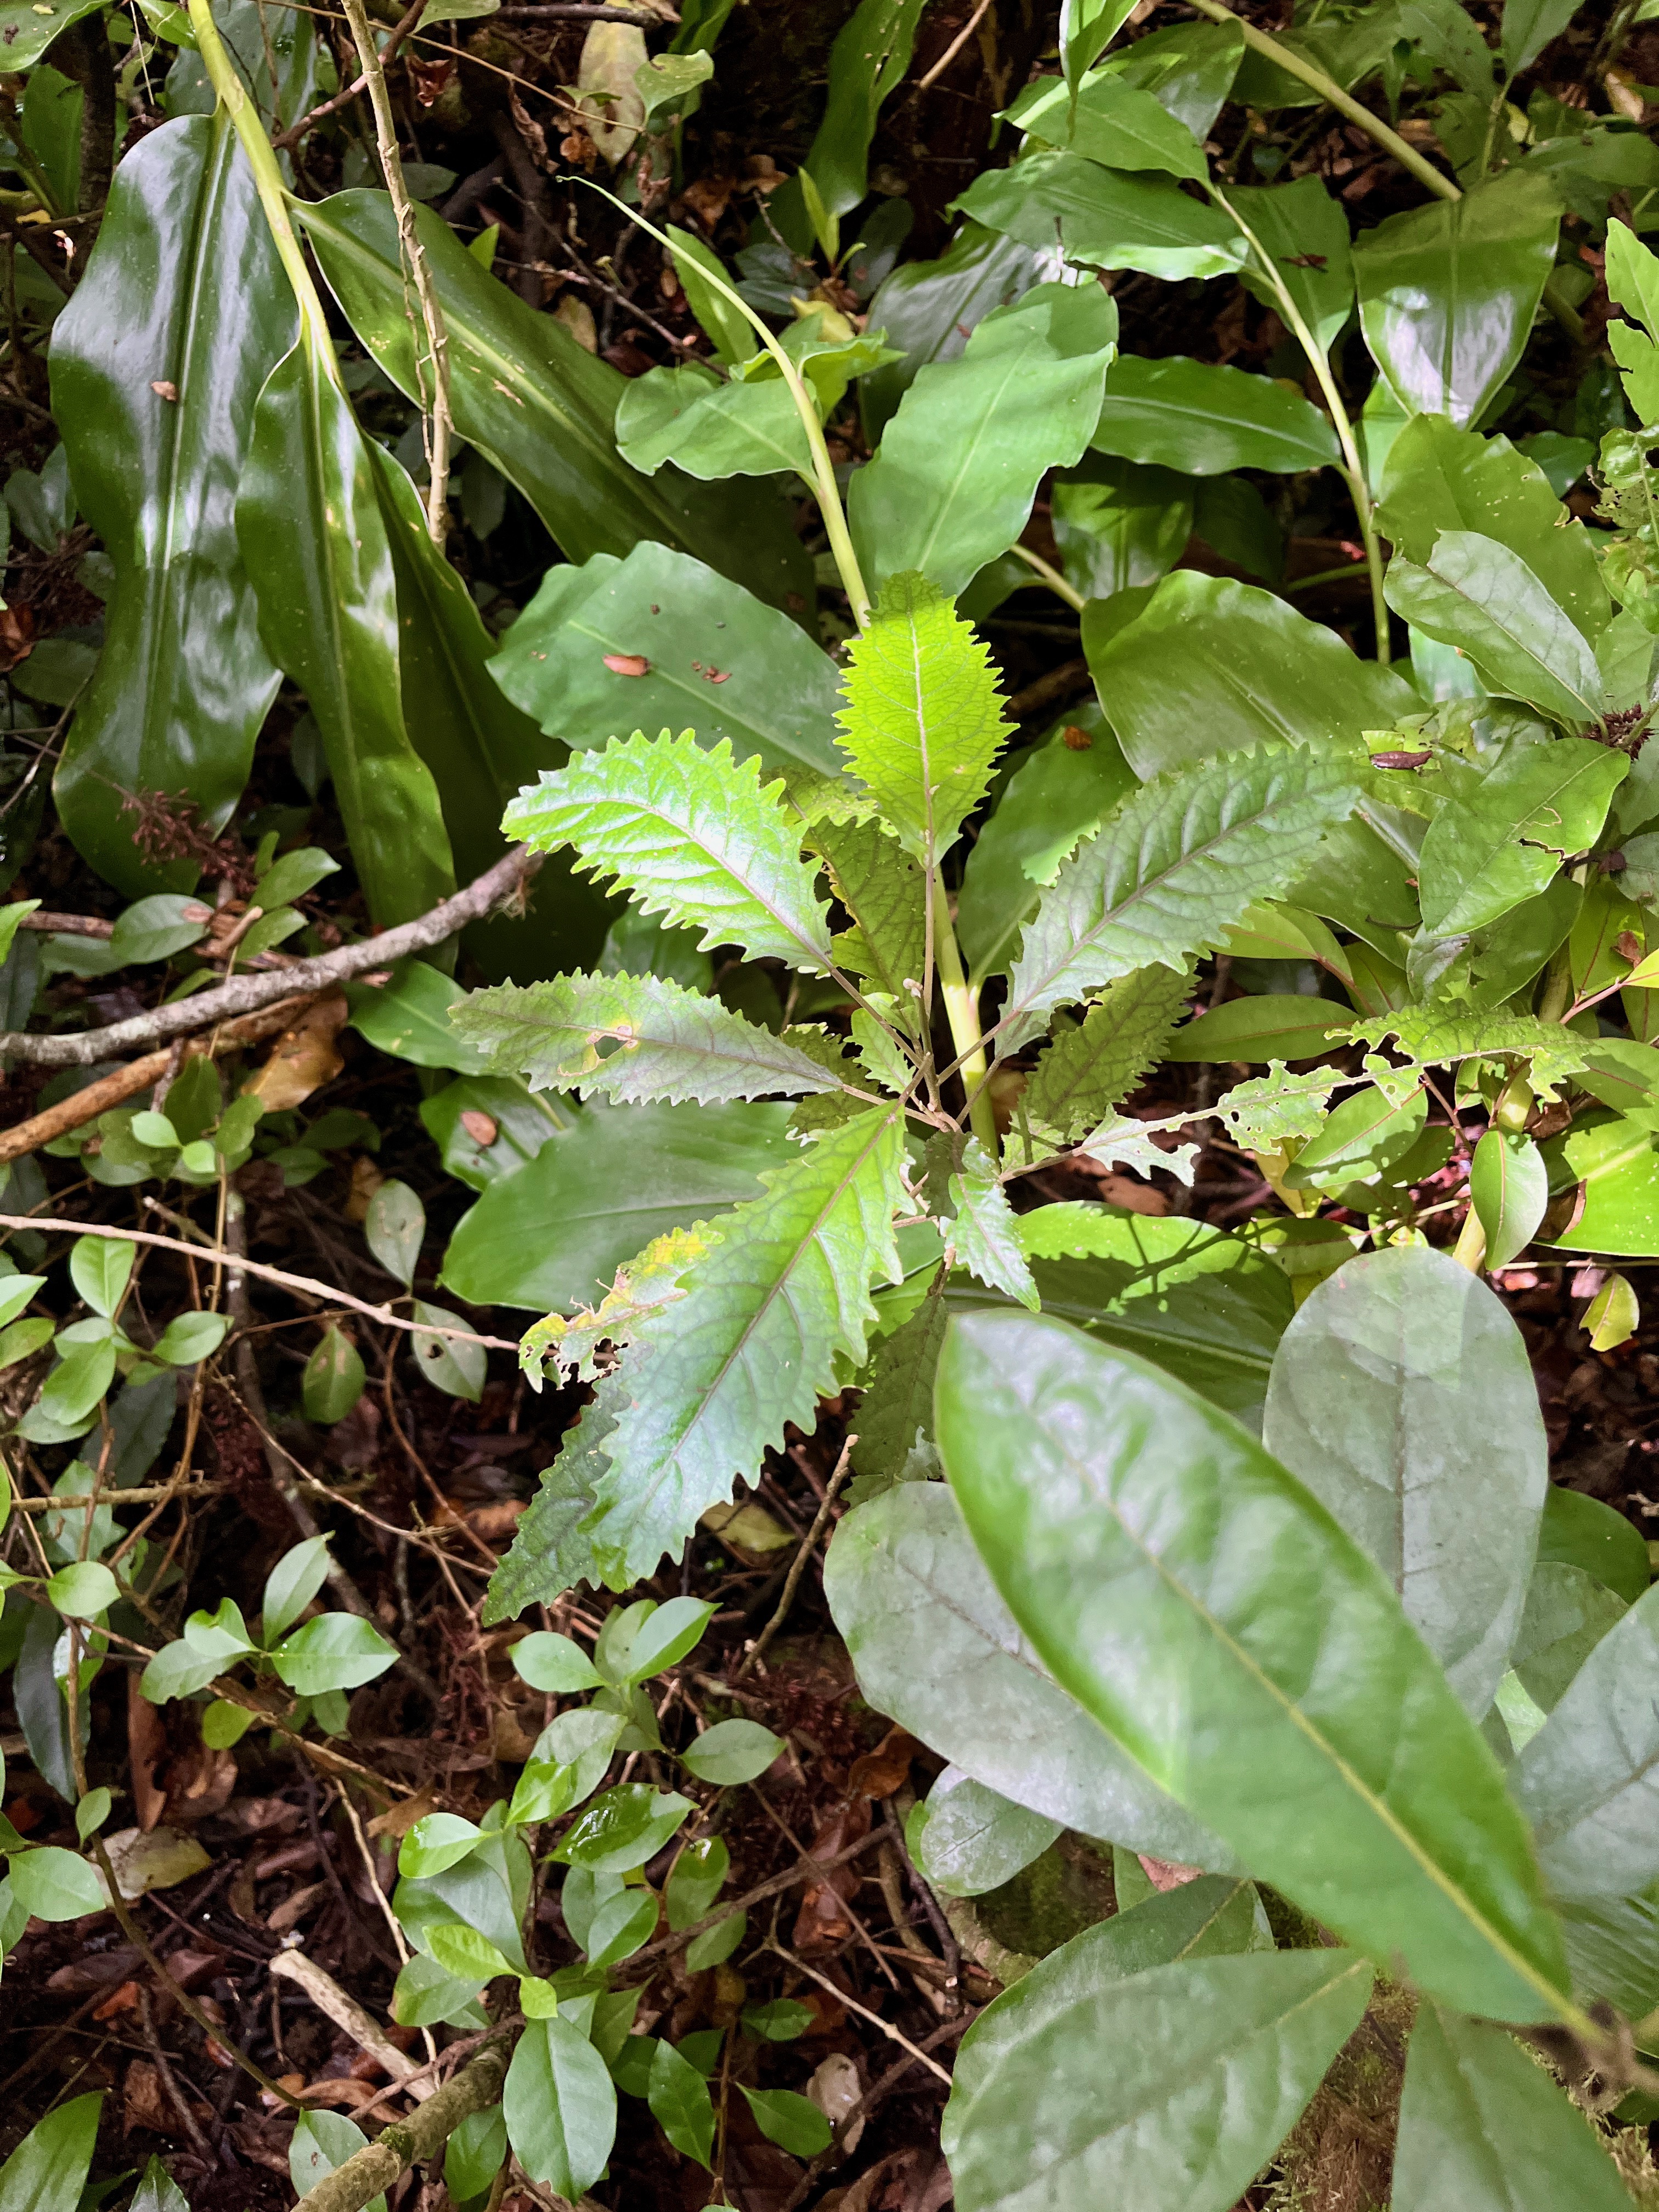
[1263,1246,1547,1718]
[797,0,927,216]
[1092,354,1341,476]
[1513,1584,1659,1901]
[295,191,810,614]
[944,1944,1372,2212]
[937,1309,1572,2022]
[1376,413,1609,644]
[1110,16,1244,139]
[910,1766,1062,1898]
[366,445,610,977]
[347,961,486,1073]
[441,1101,795,1311]
[823,1480,1238,1867]
[1392,2002,1633,2212]
[503,2015,616,2198]
[235,330,453,927]
[1052,455,1192,601]
[49,116,293,897]
[1470,1127,1548,1269]
[1353,169,1562,427]
[851,283,1118,596]
[1007,69,1207,180]
[953,150,1249,281]
[1384,532,1605,725]
[302,1327,366,1426]
[647,2040,714,2166]
[489,541,842,778]
[1233,3,1407,107]
[1084,572,1417,778]
[1537,1484,1650,1607]
[1228,176,1355,356]
[0,0,101,70]
[1542,1113,1659,1255]
[1161,994,1351,1063]
[1415,739,1625,935]
[859,223,1062,443]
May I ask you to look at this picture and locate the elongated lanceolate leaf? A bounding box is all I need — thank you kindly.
[1384,531,1604,725]
[811,816,927,1014]
[450,973,844,1105]
[1512,1584,1659,1901]
[1415,737,1626,936]
[582,1107,908,1584]
[1606,218,1659,424]
[936,1310,1573,2022]
[50,116,293,896]
[849,282,1118,596]
[1008,66,1207,179]
[488,541,843,779]
[1391,2003,1634,2212]
[1262,1246,1548,1720]
[1091,354,1341,476]
[944,1948,1373,2212]
[859,223,1064,442]
[823,1480,1238,1867]
[294,191,809,613]
[836,572,1012,861]
[997,747,1359,1051]
[503,731,835,972]
[1022,965,1195,1142]
[235,332,454,927]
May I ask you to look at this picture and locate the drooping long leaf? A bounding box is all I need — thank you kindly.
[50,115,294,896]
[943,1947,1373,2212]
[1391,2002,1634,2212]
[849,282,1118,596]
[502,731,836,972]
[1022,964,1195,1142]
[823,1479,1238,1866]
[1262,1245,1548,1719]
[487,541,843,778]
[450,973,844,1105]
[835,571,1012,861]
[1353,168,1561,427]
[293,190,811,613]
[936,1308,1573,2023]
[234,329,454,927]
[997,746,1360,1051]
[582,1107,908,1584]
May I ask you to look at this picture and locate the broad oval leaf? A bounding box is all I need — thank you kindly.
[936,1308,1572,2023]
[823,1479,1239,1868]
[502,2013,617,2199]
[1383,532,1605,726]
[911,1766,1060,1898]
[1415,738,1626,936]
[953,149,1249,281]
[943,1943,1373,2212]
[1470,1128,1549,1269]
[1262,1245,1548,1718]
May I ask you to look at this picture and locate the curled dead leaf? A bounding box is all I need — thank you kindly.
[242,989,348,1112]
[848,1724,919,1801]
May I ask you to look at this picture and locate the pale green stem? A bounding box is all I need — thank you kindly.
[1011,541,1088,614]
[578,181,871,627]
[1189,0,1585,342]
[1209,180,1390,663]
[185,0,340,379]
[933,881,998,1155]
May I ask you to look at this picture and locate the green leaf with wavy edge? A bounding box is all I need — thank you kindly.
[1022,964,1194,1143]
[936,1307,1574,2023]
[450,974,842,1107]
[847,1274,947,1498]
[835,571,1012,864]
[1391,2002,1635,2212]
[941,1137,1037,1310]
[943,1948,1373,2212]
[582,1107,907,1585]
[1351,1010,1592,1097]
[998,746,1361,1053]
[502,730,834,973]
[811,816,927,1023]
[849,282,1118,597]
[1212,1063,1343,1148]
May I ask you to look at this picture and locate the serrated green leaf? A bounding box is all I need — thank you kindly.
[1212,1064,1342,1148]
[835,572,1012,863]
[582,1108,907,1586]
[1022,964,1194,1143]
[451,974,842,1107]
[998,747,1359,1052]
[502,730,834,972]
[1351,1010,1592,1096]
[482,1378,622,1620]
[811,816,927,1019]
[848,1277,948,1499]
[943,1138,1038,1309]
